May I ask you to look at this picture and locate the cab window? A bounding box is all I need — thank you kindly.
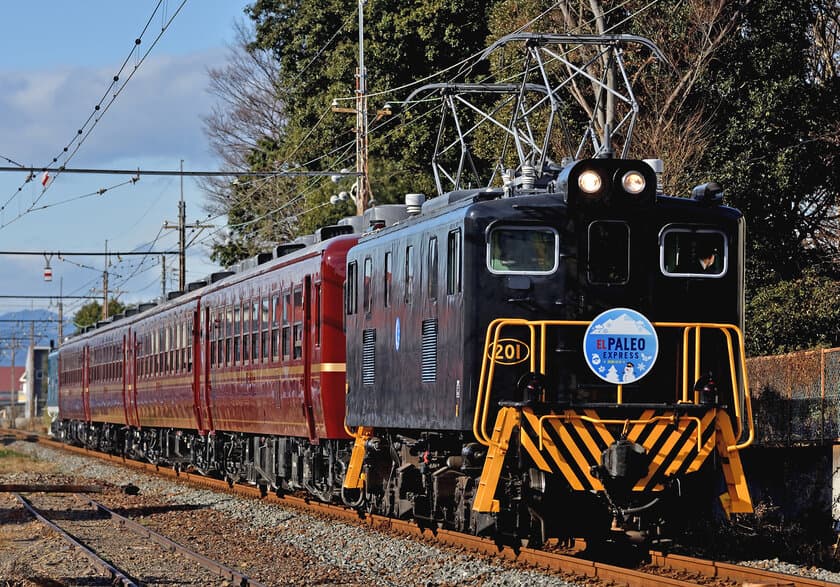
[488,226,558,274]
[588,221,629,285]
[661,227,727,277]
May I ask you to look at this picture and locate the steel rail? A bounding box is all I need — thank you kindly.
[10,430,830,587]
[14,492,137,587]
[77,493,265,587]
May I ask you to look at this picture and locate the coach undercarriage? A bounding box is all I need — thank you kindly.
[53,420,354,501]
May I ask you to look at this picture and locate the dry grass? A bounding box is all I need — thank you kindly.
[0,447,56,474]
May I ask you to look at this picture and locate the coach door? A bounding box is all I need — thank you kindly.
[123,331,139,428]
[82,345,91,423]
[196,306,213,434]
[300,276,318,443]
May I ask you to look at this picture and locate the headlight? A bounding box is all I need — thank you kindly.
[578,170,602,194]
[621,170,646,195]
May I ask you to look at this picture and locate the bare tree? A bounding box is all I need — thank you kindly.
[540,0,751,194]
[199,21,304,261]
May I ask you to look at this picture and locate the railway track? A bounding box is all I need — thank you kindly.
[13,489,264,586]
[6,430,831,587]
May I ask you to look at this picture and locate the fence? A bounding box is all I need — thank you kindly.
[747,347,840,446]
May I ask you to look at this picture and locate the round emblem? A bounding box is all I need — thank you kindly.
[583,308,658,384]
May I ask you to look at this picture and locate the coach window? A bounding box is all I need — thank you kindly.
[218,310,226,366]
[172,324,177,372]
[234,304,242,364]
[209,311,217,367]
[271,294,280,360]
[363,256,373,314]
[181,320,188,371]
[186,318,193,371]
[175,322,182,372]
[384,252,392,307]
[404,245,415,304]
[282,292,291,360]
[152,325,163,377]
[261,297,270,361]
[251,305,258,360]
[488,226,558,274]
[587,221,629,285]
[447,229,462,295]
[251,300,259,361]
[170,324,176,373]
[660,227,727,278]
[169,324,176,373]
[172,323,178,373]
[428,237,439,300]
[292,285,304,359]
[243,303,252,364]
[346,261,358,315]
[154,329,161,375]
[293,286,303,360]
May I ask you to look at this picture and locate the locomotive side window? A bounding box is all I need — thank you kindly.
[660,227,727,277]
[447,229,461,295]
[488,226,558,274]
[587,221,629,285]
[363,256,373,314]
[404,245,415,304]
[384,251,392,307]
[428,237,438,300]
[346,261,358,315]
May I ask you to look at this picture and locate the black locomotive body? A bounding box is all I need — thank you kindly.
[343,158,753,544]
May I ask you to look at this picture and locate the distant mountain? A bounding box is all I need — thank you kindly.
[0,309,75,366]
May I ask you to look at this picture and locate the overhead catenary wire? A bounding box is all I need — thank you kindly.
[0,0,181,220]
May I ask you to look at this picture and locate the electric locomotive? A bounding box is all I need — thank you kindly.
[341,156,754,545]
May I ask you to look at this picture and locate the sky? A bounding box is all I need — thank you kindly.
[0,1,251,333]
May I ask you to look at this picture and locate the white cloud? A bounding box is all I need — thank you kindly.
[0,48,225,166]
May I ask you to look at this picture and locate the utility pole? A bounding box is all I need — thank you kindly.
[27,321,34,422]
[57,278,63,345]
[161,254,167,298]
[102,240,109,320]
[163,160,214,292]
[355,0,371,216]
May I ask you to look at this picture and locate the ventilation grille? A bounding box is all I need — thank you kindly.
[421,319,438,383]
[362,329,376,386]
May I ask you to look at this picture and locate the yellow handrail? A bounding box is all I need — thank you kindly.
[475,319,755,451]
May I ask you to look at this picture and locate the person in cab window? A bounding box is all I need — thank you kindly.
[696,242,718,273]
[678,240,718,274]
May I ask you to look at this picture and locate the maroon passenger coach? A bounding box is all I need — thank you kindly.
[57,230,358,487]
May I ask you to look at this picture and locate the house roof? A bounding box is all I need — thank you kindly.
[0,366,26,391]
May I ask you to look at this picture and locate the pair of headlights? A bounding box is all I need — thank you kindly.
[578,169,647,196]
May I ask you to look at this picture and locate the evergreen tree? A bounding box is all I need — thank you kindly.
[73,299,125,330]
